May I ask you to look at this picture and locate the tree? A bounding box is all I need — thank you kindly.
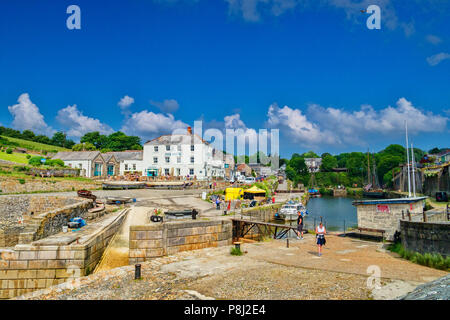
[51,132,74,148]
[320,155,338,172]
[22,130,36,141]
[302,151,319,158]
[104,131,142,151]
[428,147,440,154]
[80,132,108,149]
[72,142,96,151]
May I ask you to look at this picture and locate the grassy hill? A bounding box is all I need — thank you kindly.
[0,152,29,164]
[0,135,70,153]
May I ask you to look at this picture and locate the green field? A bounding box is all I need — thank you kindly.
[0,152,30,164]
[0,136,70,153]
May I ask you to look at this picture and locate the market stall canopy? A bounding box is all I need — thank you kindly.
[244,186,266,194]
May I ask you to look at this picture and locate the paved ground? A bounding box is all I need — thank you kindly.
[15,234,448,300]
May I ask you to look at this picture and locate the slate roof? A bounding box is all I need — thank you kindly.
[144,134,208,146]
[52,151,101,161]
[104,151,143,161]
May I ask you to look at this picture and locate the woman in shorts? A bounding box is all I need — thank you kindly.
[315,221,326,256]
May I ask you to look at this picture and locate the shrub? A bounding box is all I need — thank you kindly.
[230,247,243,256]
[6,148,13,154]
[26,154,31,159]
[18,179,25,184]
[13,166,29,172]
[28,156,43,166]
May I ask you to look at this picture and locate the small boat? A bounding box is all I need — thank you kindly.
[105,196,134,204]
[279,202,305,221]
[88,202,105,213]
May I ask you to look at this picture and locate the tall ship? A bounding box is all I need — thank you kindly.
[363,151,386,198]
[308,172,321,197]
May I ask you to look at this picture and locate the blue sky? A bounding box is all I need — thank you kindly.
[0,0,449,157]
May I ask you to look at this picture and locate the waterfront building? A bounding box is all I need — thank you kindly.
[352,197,427,240]
[304,158,322,173]
[104,151,143,176]
[53,151,112,178]
[142,127,226,179]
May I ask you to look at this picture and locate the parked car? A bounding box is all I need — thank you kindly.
[244,177,256,184]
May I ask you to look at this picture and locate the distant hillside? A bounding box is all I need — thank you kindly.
[0,136,70,153]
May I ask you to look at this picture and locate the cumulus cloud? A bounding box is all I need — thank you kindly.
[426,34,442,45]
[267,98,448,147]
[7,93,54,135]
[118,95,134,109]
[56,105,114,138]
[150,99,180,113]
[224,113,247,129]
[426,52,450,66]
[121,110,187,140]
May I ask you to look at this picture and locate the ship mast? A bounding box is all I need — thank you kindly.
[405,121,411,197]
[411,142,416,197]
[367,149,371,186]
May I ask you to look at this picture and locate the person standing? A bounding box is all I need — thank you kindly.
[315,222,326,256]
[296,211,304,240]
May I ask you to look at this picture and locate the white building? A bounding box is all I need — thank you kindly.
[142,128,226,179]
[52,151,110,178]
[104,151,144,176]
[304,158,322,173]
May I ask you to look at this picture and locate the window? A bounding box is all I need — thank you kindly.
[177,145,181,151]
[165,157,170,163]
[68,163,72,168]
[166,145,170,151]
[154,146,158,152]
[132,164,136,171]
[153,157,158,164]
[165,168,170,175]
[78,163,82,168]
[125,164,129,171]
[189,168,194,175]
[190,157,194,163]
[176,168,181,176]
[177,157,181,163]
[191,145,194,151]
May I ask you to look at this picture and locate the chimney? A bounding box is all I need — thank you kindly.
[187,126,192,135]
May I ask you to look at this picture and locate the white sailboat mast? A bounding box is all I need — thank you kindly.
[405,121,411,197]
[411,142,416,197]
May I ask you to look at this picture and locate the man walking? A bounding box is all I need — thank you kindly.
[296,210,304,240]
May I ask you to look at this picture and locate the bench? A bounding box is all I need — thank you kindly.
[357,227,385,241]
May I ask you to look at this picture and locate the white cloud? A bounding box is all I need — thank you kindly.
[56,105,114,138]
[224,113,247,129]
[150,99,180,113]
[267,103,337,146]
[267,98,448,147]
[426,34,442,45]
[118,95,134,109]
[426,52,450,66]
[121,110,187,140]
[7,93,54,136]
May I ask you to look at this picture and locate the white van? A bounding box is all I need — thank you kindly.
[244,177,256,184]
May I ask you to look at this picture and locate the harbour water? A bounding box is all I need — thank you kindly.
[305,196,358,231]
[272,196,358,233]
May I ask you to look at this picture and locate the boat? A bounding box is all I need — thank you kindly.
[105,196,134,204]
[102,182,147,190]
[307,173,321,197]
[88,202,105,213]
[278,202,306,221]
[363,151,386,199]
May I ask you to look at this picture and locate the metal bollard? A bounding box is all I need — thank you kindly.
[234,242,241,251]
[286,237,289,248]
[135,264,141,280]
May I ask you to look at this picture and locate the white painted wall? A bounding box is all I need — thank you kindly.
[64,160,91,177]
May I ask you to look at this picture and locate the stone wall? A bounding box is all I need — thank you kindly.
[0,195,91,247]
[129,219,232,264]
[400,220,450,258]
[28,168,81,177]
[0,177,101,194]
[356,201,423,240]
[0,209,127,299]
